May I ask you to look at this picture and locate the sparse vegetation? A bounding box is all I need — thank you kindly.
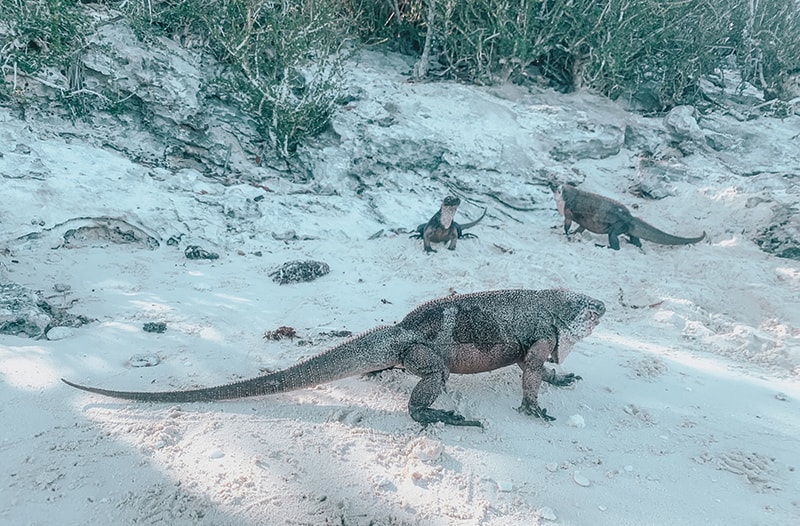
[0,0,88,104]
[730,0,800,101]
[0,0,86,73]
[346,0,800,110]
[114,0,349,156]
[1,0,348,154]
[1,0,798,151]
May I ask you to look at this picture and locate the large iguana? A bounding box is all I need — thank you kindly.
[410,196,487,252]
[553,184,706,250]
[63,289,605,427]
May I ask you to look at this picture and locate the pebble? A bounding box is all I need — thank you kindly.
[46,326,74,340]
[538,506,557,521]
[573,472,591,487]
[495,480,514,492]
[408,437,442,461]
[129,354,161,367]
[567,414,586,428]
[374,477,394,490]
[207,448,225,459]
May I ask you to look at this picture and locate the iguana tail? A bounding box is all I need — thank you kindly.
[629,217,706,245]
[459,207,487,230]
[62,326,403,403]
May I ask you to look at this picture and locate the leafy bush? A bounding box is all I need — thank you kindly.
[729,0,800,100]
[346,0,800,110]
[3,0,798,131]
[0,0,88,99]
[1,0,347,155]
[116,0,348,156]
[582,0,737,108]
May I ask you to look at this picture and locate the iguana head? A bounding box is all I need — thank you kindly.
[442,195,461,207]
[439,195,461,228]
[550,291,605,364]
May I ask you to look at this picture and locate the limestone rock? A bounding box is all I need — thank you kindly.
[550,121,625,161]
[754,206,800,260]
[0,283,90,339]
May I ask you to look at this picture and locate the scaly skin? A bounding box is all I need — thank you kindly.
[410,196,487,252]
[553,184,705,250]
[63,289,605,427]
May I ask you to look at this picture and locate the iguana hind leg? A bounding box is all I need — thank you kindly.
[446,229,458,250]
[626,234,642,247]
[409,227,423,239]
[404,344,481,427]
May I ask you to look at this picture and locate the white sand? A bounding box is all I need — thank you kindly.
[1,50,798,525]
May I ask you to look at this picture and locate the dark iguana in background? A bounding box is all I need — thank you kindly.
[553,184,706,250]
[63,289,605,427]
[411,196,487,252]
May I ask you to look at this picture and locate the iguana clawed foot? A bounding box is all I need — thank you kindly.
[517,400,556,422]
[411,407,483,427]
[544,370,582,387]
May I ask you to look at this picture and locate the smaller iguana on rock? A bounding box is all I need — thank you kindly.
[553,184,706,250]
[62,289,605,427]
[410,196,487,252]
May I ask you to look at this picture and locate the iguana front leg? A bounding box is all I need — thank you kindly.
[606,231,622,250]
[403,344,481,427]
[517,339,558,421]
[563,217,573,236]
[422,228,438,253]
[564,221,585,238]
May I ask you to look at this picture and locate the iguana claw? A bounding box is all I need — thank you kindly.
[517,401,556,422]
[411,408,483,427]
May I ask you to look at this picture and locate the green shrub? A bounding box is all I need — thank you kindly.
[0,0,88,101]
[582,0,737,108]
[1,0,347,155]
[340,0,427,55]
[3,0,798,131]
[346,0,800,110]
[729,0,800,100]
[117,0,348,156]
